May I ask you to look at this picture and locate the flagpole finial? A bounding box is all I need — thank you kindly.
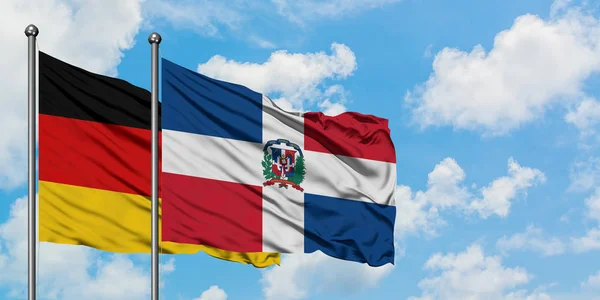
[148,32,162,44]
[24,24,39,37]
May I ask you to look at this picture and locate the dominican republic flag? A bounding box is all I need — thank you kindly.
[160,58,397,266]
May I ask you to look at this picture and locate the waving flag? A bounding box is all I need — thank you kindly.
[38,51,279,268]
[161,59,397,266]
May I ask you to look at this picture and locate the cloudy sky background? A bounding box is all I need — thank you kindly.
[1,0,600,299]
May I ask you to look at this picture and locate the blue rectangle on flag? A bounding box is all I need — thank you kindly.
[161,58,263,143]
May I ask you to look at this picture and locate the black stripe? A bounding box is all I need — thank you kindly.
[39,51,160,130]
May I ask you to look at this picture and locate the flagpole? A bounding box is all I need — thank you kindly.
[149,32,162,300]
[25,24,39,300]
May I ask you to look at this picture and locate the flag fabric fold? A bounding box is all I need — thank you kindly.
[161,58,397,267]
[38,51,279,268]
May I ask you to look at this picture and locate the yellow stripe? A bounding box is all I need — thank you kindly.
[39,180,280,268]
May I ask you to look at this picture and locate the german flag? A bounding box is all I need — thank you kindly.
[38,51,279,267]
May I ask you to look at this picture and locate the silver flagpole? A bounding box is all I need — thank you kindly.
[148,32,162,300]
[25,24,39,300]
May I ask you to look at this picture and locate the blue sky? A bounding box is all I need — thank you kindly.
[1,0,600,299]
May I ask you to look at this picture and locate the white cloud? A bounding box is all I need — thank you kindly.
[395,157,545,238]
[405,4,600,136]
[409,243,547,300]
[248,35,277,49]
[394,184,444,238]
[571,228,600,253]
[194,285,228,300]
[317,99,347,116]
[198,43,356,112]
[565,97,600,137]
[197,43,356,112]
[582,270,600,290]
[0,0,145,189]
[143,0,399,47]
[550,0,574,17]
[394,158,467,238]
[569,181,600,254]
[504,289,553,300]
[569,157,600,192]
[272,0,401,25]
[496,225,566,257]
[160,257,176,273]
[0,196,175,299]
[468,158,546,218]
[316,85,349,116]
[143,0,244,37]
[260,252,393,300]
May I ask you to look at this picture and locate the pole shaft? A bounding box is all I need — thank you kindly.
[150,34,160,300]
[26,25,38,300]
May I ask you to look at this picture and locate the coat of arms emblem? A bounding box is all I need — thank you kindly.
[262,139,305,192]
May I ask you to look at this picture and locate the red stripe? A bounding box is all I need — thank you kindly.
[161,172,263,252]
[304,112,396,163]
[39,114,162,196]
